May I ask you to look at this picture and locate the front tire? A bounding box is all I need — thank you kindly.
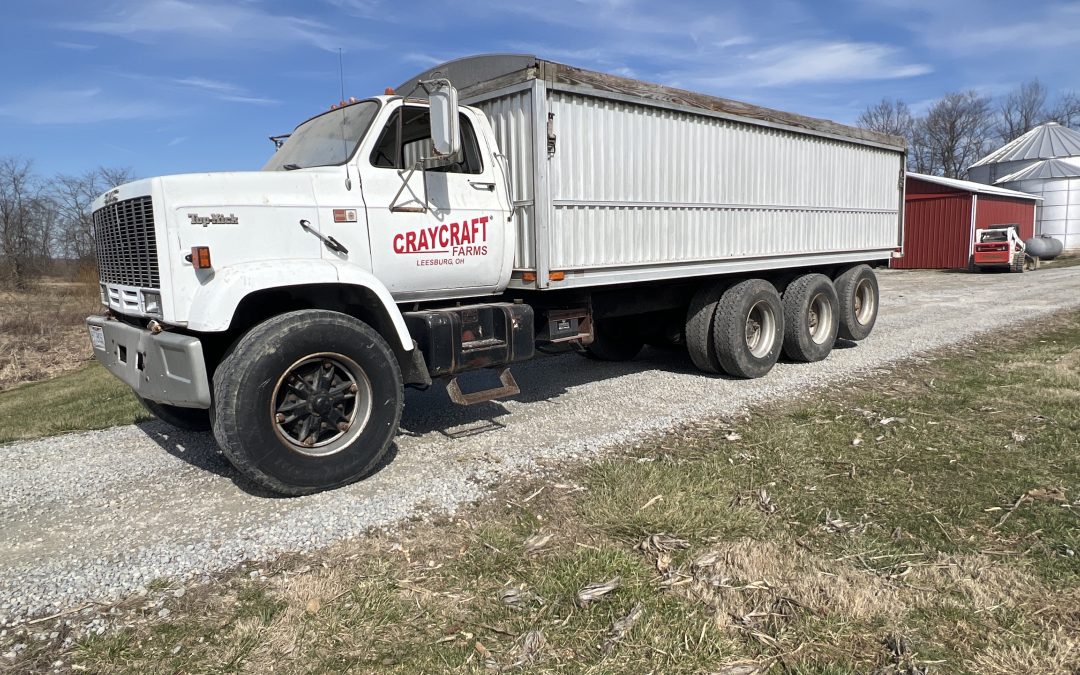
[138,397,211,432]
[713,279,784,379]
[834,265,879,341]
[781,274,839,363]
[212,310,403,496]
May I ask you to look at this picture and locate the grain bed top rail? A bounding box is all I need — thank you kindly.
[398,54,907,152]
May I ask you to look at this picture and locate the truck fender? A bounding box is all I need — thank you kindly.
[185,259,414,353]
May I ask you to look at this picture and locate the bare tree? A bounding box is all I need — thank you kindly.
[53,166,134,263]
[919,91,994,179]
[1048,91,1080,129]
[0,157,51,289]
[858,98,914,138]
[996,79,1049,143]
[97,166,134,190]
[907,122,939,176]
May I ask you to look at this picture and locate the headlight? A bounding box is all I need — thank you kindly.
[141,291,162,317]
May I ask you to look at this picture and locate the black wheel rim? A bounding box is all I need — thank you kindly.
[271,353,373,457]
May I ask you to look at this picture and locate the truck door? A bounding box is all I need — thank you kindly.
[358,105,510,299]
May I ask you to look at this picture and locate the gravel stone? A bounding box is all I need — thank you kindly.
[1,268,1079,624]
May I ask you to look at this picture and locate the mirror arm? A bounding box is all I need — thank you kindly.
[389,161,428,214]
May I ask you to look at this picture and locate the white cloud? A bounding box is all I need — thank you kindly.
[952,15,1080,50]
[173,77,244,96]
[53,41,97,51]
[716,36,754,49]
[401,52,444,67]
[323,0,383,18]
[219,94,278,106]
[62,0,361,52]
[0,87,169,125]
[172,76,279,105]
[690,41,931,88]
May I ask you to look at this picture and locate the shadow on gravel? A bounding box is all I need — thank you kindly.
[398,337,866,438]
[397,346,702,437]
[136,337,861,492]
[832,338,859,350]
[137,420,401,498]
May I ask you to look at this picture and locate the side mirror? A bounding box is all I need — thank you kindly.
[423,79,461,168]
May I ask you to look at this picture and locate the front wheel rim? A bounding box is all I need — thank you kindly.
[853,279,876,325]
[745,300,777,358]
[271,353,374,457]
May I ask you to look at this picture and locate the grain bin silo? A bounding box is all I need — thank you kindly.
[995,157,1080,250]
[967,122,1080,250]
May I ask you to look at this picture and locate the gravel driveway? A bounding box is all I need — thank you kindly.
[3,267,1080,625]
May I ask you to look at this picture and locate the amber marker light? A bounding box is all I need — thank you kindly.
[191,246,212,269]
[549,271,566,281]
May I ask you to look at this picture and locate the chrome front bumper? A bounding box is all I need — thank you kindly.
[86,316,211,408]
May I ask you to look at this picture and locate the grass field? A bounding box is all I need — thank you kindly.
[5,311,1076,674]
[0,363,148,444]
[0,278,101,391]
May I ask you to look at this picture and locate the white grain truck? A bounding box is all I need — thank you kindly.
[86,55,905,495]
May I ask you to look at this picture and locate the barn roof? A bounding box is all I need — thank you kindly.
[908,172,1041,200]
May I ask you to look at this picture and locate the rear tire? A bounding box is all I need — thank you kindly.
[781,274,839,363]
[212,310,403,496]
[685,282,727,373]
[712,279,784,379]
[834,265,879,342]
[139,397,211,432]
[584,318,643,361]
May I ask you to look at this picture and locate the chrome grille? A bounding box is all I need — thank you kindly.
[93,196,160,289]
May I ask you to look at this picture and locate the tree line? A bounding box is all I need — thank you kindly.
[858,79,1080,179]
[0,158,132,289]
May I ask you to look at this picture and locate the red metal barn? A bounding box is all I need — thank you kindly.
[893,173,1040,269]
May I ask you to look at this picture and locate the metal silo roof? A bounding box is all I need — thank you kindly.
[969,122,1080,168]
[995,158,1080,183]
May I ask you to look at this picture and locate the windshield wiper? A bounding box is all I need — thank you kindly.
[282,163,302,171]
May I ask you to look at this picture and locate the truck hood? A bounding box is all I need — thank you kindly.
[91,169,342,212]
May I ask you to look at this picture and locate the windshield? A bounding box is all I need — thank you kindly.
[262,100,379,171]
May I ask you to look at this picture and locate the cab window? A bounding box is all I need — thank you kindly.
[370,107,483,174]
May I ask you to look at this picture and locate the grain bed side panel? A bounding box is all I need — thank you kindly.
[547,91,902,271]
[474,91,537,270]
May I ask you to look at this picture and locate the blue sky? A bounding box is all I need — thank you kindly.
[2,0,1078,179]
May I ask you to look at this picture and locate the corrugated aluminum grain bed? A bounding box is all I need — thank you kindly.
[399,54,907,291]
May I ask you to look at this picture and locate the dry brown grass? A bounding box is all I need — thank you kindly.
[0,278,101,390]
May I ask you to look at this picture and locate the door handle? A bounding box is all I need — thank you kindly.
[469,181,496,191]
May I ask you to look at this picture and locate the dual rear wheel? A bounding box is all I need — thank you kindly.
[682,266,877,379]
